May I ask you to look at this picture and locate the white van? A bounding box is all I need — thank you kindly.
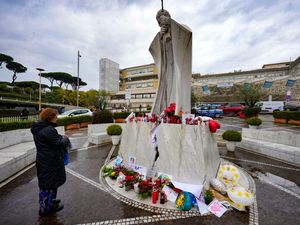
[255,101,284,113]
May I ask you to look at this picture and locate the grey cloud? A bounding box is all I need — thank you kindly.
[0,0,299,89]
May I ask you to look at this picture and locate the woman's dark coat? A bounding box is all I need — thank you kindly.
[31,121,69,190]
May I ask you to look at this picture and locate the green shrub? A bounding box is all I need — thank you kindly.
[242,107,261,117]
[92,110,113,124]
[290,111,300,120]
[222,130,242,142]
[113,112,131,119]
[76,115,93,123]
[0,120,34,132]
[204,190,214,205]
[106,124,122,135]
[246,117,262,126]
[57,115,92,126]
[273,111,291,119]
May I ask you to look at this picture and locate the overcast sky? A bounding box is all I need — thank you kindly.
[0,0,299,90]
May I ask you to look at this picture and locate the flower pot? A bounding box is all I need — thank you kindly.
[288,119,300,125]
[226,141,238,152]
[274,118,287,124]
[111,135,121,145]
[80,122,90,128]
[65,123,80,130]
[115,118,125,123]
[249,125,259,129]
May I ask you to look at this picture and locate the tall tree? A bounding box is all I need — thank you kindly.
[0,53,13,68]
[40,72,56,89]
[98,90,111,110]
[6,62,27,84]
[236,84,265,107]
[70,76,87,90]
[14,81,49,89]
[53,72,73,88]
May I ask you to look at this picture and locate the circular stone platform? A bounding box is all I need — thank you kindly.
[99,158,256,216]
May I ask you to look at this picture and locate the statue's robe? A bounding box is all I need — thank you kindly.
[149,19,192,115]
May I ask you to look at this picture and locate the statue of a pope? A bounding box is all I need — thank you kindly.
[149,9,192,115]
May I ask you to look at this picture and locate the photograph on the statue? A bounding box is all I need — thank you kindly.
[128,156,136,169]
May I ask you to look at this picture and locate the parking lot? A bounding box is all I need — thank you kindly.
[217,114,300,135]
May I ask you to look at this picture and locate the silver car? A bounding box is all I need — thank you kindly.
[57,109,93,118]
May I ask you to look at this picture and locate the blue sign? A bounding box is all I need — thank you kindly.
[286,79,296,87]
[202,85,209,92]
[263,81,273,89]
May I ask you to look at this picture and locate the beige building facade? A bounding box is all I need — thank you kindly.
[110,56,300,112]
[110,63,158,112]
[192,56,300,104]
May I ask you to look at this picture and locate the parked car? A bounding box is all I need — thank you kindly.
[57,109,93,118]
[255,101,284,113]
[283,103,300,111]
[197,105,223,118]
[220,103,244,116]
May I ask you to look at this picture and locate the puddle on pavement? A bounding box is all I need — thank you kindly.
[256,172,300,195]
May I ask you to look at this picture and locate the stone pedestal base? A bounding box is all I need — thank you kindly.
[119,122,220,184]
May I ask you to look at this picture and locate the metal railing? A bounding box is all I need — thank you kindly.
[0,115,39,123]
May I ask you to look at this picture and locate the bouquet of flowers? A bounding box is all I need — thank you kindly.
[124,174,141,191]
[125,175,134,191]
[162,103,182,124]
[138,179,153,199]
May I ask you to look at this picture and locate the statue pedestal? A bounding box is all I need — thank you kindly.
[119,122,220,184]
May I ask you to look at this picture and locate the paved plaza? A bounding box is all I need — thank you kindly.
[0,116,299,225]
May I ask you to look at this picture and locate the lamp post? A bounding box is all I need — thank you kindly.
[36,68,45,111]
[77,50,81,107]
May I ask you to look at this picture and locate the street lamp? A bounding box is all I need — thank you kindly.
[36,68,45,111]
[77,50,82,107]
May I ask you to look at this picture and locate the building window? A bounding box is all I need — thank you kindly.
[143,94,150,98]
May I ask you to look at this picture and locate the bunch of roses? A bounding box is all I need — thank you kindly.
[164,103,176,116]
[138,179,153,199]
[150,114,158,123]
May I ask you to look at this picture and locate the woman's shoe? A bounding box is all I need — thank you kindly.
[50,203,64,213]
[39,204,64,216]
[52,199,61,205]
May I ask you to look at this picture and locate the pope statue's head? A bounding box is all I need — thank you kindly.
[156,9,171,35]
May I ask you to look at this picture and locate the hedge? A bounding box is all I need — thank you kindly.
[273,111,300,120]
[57,115,93,126]
[0,120,34,132]
[273,111,291,119]
[113,112,131,119]
[290,111,300,120]
[0,115,93,132]
[242,107,261,117]
[92,110,114,124]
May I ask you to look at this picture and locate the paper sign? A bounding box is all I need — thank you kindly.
[133,164,147,179]
[196,198,209,215]
[162,186,178,203]
[182,113,195,124]
[207,199,227,218]
[172,180,203,199]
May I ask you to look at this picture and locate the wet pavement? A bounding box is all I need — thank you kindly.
[1,123,300,225]
[218,114,300,134]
